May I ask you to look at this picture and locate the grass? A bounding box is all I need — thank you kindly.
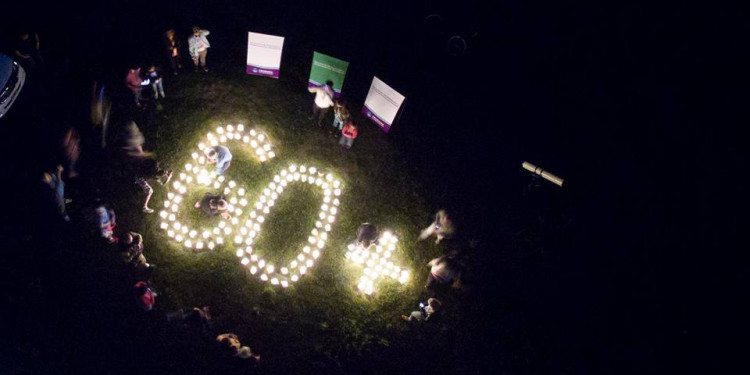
[121,57,464,374]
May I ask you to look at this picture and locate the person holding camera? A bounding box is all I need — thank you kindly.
[401,298,442,322]
[418,209,454,244]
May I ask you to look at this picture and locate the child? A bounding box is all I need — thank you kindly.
[339,121,357,149]
[331,100,350,137]
[134,281,157,311]
[147,65,165,99]
[94,201,117,243]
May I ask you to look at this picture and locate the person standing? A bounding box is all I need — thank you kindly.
[41,164,70,222]
[133,157,172,213]
[331,100,351,137]
[339,121,358,149]
[188,26,211,72]
[164,29,182,75]
[125,66,144,108]
[147,65,165,99]
[308,81,334,127]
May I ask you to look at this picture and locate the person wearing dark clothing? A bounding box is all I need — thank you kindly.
[167,306,212,333]
[194,192,230,219]
[164,29,182,75]
[147,65,165,99]
[41,164,69,221]
[13,32,42,70]
[356,223,379,248]
[119,231,147,268]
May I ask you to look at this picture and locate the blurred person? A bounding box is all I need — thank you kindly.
[194,192,231,219]
[164,29,182,75]
[401,298,442,322]
[134,157,172,213]
[331,99,350,136]
[339,121,357,149]
[356,223,378,248]
[188,26,211,72]
[425,255,458,288]
[120,121,147,156]
[41,164,69,221]
[418,210,455,244]
[133,281,157,311]
[216,333,261,361]
[125,66,145,108]
[60,127,80,178]
[205,145,232,175]
[308,80,334,127]
[13,32,42,70]
[147,65,165,99]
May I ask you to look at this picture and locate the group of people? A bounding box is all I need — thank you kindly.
[124,26,212,108]
[308,81,358,149]
[356,210,460,325]
[163,26,212,75]
[22,24,465,367]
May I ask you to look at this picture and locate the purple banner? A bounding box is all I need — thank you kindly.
[246,64,279,79]
[362,106,391,133]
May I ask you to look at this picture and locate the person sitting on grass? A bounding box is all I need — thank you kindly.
[119,232,155,274]
[401,298,442,322]
[418,209,455,244]
[339,121,358,149]
[134,281,157,312]
[194,192,231,220]
[216,333,261,361]
[356,223,379,248]
[206,146,232,175]
[93,200,117,243]
[425,255,458,288]
[167,306,212,333]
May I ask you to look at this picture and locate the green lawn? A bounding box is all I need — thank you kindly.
[131,60,465,373]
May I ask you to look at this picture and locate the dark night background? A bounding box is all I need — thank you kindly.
[0,0,744,374]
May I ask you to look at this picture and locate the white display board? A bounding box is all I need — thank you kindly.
[246,32,285,78]
[362,77,406,133]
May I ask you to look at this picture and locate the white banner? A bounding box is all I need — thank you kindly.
[362,77,406,133]
[246,32,285,78]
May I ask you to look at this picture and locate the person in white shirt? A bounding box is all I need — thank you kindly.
[188,26,211,72]
[307,80,334,127]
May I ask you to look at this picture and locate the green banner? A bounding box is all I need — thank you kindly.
[308,52,349,98]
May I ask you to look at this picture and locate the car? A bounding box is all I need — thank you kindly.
[0,53,26,119]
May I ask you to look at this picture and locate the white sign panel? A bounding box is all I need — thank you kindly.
[246,32,285,78]
[362,77,406,133]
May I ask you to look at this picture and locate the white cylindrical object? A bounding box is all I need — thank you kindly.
[522,161,564,187]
